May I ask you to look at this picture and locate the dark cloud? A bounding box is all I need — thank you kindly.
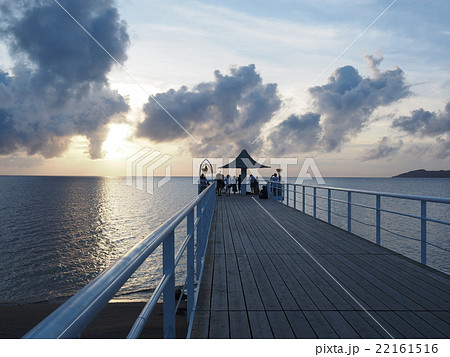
[392,102,450,136]
[136,64,281,156]
[0,0,129,159]
[309,54,411,151]
[407,137,450,160]
[137,55,412,157]
[433,137,450,159]
[267,113,322,155]
[390,101,450,159]
[362,136,403,161]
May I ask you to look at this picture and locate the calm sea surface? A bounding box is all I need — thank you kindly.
[0,176,448,305]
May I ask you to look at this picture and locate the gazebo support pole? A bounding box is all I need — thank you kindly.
[241,168,247,195]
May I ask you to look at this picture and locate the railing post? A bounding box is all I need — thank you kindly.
[293,185,297,210]
[163,231,175,338]
[376,195,381,245]
[347,191,352,233]
[196,199,203,280]
[187,210,194,322]
[421,200,427,265]
[327,189,331,224]
[302,186,305,213]
[286,183,289,206]
[313,187,317,218]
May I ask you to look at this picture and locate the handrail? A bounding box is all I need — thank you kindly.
[267,180,450,268]
[24,182,216,339]
[282,182,450,204]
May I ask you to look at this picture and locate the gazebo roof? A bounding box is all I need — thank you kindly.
[220,149,270,169]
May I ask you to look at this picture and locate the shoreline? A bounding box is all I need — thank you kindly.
[0,301,188,339]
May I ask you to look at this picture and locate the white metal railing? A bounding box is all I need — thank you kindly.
[23,182,216,339]
[268,181,450,267]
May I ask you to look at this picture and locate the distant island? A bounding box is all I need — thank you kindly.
[393,169,450,178]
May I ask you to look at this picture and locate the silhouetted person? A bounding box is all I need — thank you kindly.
[199,173,209,192]
[259,185,268,199]
[250,174,256,194]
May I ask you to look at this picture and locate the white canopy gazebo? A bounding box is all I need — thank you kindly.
[220,149,270,195]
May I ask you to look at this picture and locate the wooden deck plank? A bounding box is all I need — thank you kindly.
[210,253,228,311]
[248,311,273,338]
[290,254,358,310]
[267,199,449,310]
[349,254,449,310]
[281,253,336,310]
[261,198,379,255]
[229,311,252,339]
[373,311,424,338]
[190,310,210,339]
[226,251,246,311]
[383,254,450,291]
[335,249,449,311]
[340,311,385,338]
[230,203,256,254]
[191,195,450,339]
[415,311,449,337]
[209,310,229,338]
[246,206,294,254]
[226,200,246,254]
[316,253,416,310]
[266,311,296,338]
[246,253,282,311]
[395,311,447,338]
[213,202,225,254]
[284,243,392,310]
[321,311,360,338]
[257,253,299,310]
[235,215,268,255]
[317,254,401,310]
[235,254,265,310]
[222,200,236,255]
[268,253,318,310]
[303,311,339,339]
[195,210,216,312]
[285,310,317,338]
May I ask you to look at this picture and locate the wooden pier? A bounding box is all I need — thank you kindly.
[191,195,450,338]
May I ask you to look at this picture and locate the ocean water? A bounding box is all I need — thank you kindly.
[0,176,198,305]
[0,176,448,305]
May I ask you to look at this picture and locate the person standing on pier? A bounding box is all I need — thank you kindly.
[231,175,237,194]
[199,173,209,192]
[250,174,256,194]
[237,174,241,192]
[225,175,231,196]
[215,171,224,196]
[271,173,279,197]
[254,176,260,195]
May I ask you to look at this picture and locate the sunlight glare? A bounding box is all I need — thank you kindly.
[103,123,132,160]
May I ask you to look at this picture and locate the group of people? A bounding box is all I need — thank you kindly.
[199,172,273,199]
[213,172,241,196]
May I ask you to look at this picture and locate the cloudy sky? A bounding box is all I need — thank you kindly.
[0,0,449,177]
